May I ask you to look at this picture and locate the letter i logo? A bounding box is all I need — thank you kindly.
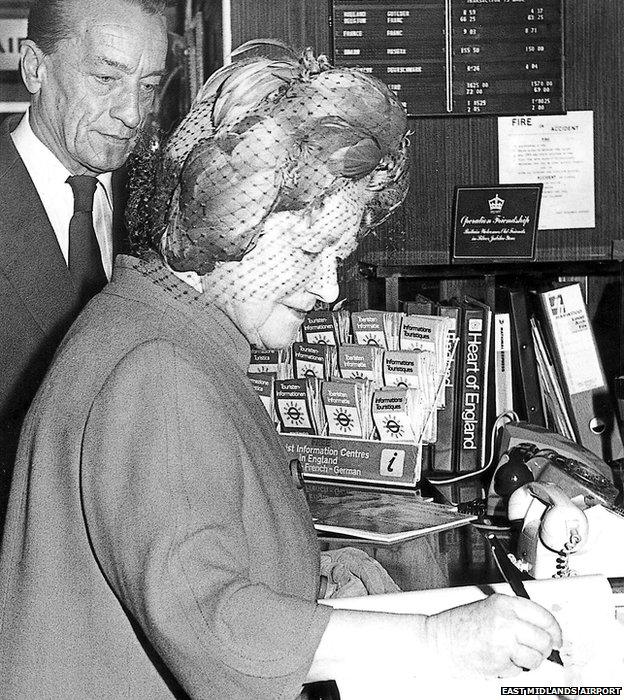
[380,449,405,477]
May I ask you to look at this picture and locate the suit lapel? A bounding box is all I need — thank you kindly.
[0,125,79,336]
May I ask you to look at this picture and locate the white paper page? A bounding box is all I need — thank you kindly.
[498,111,595,230]
[321,575,624,699]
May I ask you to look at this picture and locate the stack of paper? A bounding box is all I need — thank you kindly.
[322,575,624,698]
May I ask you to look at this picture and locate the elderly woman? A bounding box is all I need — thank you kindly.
[0,43,561,699]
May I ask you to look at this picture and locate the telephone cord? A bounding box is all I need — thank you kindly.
[554,529,582,578]
[427,410,520,485]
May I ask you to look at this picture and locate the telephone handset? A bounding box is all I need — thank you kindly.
[508,482,589,578]
[486,421,624,579]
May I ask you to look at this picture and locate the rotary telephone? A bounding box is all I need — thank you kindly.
[487,422,624,579]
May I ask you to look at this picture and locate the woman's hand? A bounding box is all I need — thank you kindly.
[425,593,563,678]
[320,547,400,599]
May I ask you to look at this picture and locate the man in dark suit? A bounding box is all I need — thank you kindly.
[0,0,168,535]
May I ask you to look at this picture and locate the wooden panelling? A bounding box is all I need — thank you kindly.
[224,0,624,267]
[230,0,330,57]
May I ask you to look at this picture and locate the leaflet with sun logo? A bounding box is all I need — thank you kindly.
[400,314,454,412]
[301,309,351,345]
[292,342,337,380]
[350,310,402,349]
[247,372,277,425]
[372,387,434,445]
[337,344,384,385]
[275,377,326,435]
[321,379,375,440]
[248,347,291,377]
[382,349,432,391]
[381,351,438,443]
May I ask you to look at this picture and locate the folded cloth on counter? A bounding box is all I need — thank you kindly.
[319,547,401,599]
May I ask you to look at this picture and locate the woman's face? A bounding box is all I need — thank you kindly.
[206,204,362,349]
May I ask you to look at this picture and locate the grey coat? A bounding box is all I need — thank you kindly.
[0,255,330,699]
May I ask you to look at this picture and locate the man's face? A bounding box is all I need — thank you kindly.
[30,0,167,174]
[208,203,362,350]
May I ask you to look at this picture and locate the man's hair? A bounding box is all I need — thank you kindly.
[28,0,167,55]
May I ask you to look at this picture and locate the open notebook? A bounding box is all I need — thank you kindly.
[321,575,624,698]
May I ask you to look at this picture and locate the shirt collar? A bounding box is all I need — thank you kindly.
[11,109,114,201]
[11,109,72,187]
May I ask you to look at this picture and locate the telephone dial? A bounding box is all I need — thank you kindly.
[487,422,624,579]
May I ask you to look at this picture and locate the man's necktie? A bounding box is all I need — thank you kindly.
[66,175,108,302]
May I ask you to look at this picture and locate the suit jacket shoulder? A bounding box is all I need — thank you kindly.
[0,124,77,338]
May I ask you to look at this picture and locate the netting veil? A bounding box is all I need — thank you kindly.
[126,40,410,304]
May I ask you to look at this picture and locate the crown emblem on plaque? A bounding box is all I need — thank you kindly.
[488,193,504,214]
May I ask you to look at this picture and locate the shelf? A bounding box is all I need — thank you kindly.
[359,259,623,280]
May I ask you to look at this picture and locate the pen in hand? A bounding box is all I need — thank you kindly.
[486,533,564,667]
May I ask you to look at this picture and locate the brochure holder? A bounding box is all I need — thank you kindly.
[280,434,422,488]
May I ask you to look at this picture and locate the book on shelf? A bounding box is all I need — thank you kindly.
[453,297,492,473]
[304,481,477,544]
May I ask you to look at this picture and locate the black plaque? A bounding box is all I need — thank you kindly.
[330,0,564,117]
[452,184,542,260]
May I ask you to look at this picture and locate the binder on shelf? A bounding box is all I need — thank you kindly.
[453,297,492,473]
[615,376,624,429]
[432,302,461,472]
[503,286,546,426]
[537,283,624,462]
[493,311,514,418]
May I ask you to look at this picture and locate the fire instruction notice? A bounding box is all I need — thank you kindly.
[497,110,595,230]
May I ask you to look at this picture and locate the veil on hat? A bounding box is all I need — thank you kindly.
[126,39,411,276]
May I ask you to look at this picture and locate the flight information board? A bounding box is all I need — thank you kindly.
[331,0,564,116]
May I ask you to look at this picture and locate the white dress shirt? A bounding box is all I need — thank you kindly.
[10,110,114,280]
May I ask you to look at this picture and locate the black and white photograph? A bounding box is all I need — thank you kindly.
[1,1,623,698]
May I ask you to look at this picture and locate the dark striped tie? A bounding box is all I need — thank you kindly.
[66,175,107,303]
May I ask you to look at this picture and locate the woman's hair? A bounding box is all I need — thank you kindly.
[126,40,411,274]
[28,0,167,55]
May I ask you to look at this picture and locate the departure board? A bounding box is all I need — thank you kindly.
[331,0,564,117]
